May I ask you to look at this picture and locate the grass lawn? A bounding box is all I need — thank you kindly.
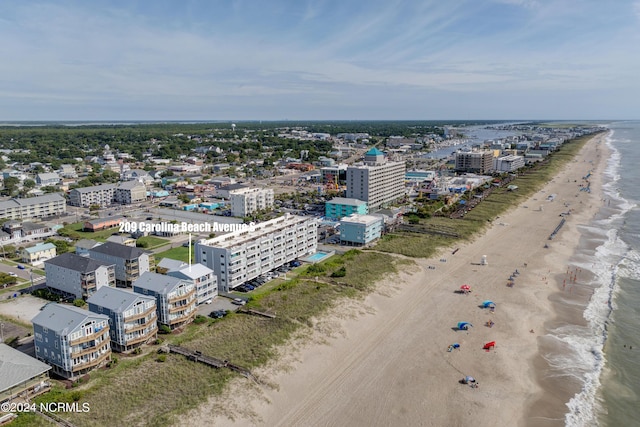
[60,222,121,241]
[135,236,170,249]
[154,246,191,263]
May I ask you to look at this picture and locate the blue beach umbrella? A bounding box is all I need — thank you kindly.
[457,322,473,330]
[482,300,496,308]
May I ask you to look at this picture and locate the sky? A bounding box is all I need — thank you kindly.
[1,0,639,121]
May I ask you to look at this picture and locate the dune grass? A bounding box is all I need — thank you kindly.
[45,250,403,427]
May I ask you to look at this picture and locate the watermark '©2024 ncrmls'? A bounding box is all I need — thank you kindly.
[119,220,256,234]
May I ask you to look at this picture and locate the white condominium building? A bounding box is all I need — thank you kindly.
[196,214,317,292]
[346,147,406,209]
[229,187,274,217]
[68,184,116,208]
[0,193,66,220]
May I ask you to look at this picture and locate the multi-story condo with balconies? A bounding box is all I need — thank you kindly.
[454,150,494,174]
[114,181,147,205]
[88,242,154,287]
[32,303,111,379]
[229,187,274,217]
[132,272,196,330]
[196,214,317,292]
[67,184,116,208]
[87,286,158,352]
[44,252,116,300]
[161,260,218,304]
[346,148,406,209]
[0,193,66,220]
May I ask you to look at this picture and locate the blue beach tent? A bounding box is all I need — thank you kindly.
[457,322,473,330]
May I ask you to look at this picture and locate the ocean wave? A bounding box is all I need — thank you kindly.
[562,129,634,427]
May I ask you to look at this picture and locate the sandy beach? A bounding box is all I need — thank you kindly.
[182,133,609,427]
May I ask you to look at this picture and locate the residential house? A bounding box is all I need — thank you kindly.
[87,287,157,352]
[44,253,115,300]
[0,343,51,403]
[105,235,136,247]
[35,173,60,187]
[74,239,101,256]
[32,303,111,379]
[88,242,154,287]
[132,272,196,330]
[59,164,78,178]
[0,221,55,244]
[339,214,384,246]
[122,169,154,186]
[21,242,57,265]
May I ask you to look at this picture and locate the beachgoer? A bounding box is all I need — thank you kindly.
[530,329,534,334]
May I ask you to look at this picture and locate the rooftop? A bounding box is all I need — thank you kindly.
[88,241,150,260]
[133,271,189,295]
[365,147,385,156]
[87,286,155,313]
[31,303,109,335]
[0,343,51,394]
[339,214,383,226]
[23,242,56,254]
[326,197,367,207]
[45,252,113,273]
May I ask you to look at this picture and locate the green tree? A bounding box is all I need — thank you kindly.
[1,176,19,196]
[23,179,36,190]
[45,238,71,254]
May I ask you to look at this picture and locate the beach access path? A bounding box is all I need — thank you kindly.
[182,132,608,427]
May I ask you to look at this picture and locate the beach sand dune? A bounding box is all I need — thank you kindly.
[183,133,608,427]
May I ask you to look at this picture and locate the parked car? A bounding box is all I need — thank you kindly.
[17,265,25,270]
[209,310,228,319]
[8,272,17,277]
[231,298,246,306]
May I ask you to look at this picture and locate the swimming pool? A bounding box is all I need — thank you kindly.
[302,251,334,263]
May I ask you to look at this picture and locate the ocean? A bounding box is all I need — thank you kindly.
[536,121,640,426]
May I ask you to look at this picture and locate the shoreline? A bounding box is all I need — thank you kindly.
[182,133,610,427]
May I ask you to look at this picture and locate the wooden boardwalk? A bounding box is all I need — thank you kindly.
[166,345,259,383]
[236,308,276,318]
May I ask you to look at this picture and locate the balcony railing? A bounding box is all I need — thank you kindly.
[69,327,109,346]
[169,303,193,314]
[123,319,155,333]
[71,350,110,373]
[71,342,106,358]
[125,306,156,323]
[168,310,196,325]
[125,331,155,346]
[167,288,195,303]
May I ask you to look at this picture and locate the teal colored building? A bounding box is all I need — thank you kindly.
[339,214,383,246]
[325,197,368,220]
